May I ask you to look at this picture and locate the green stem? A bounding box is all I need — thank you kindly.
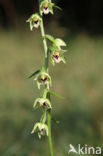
[38,1,54,156]
[40,19,49,70]
[47,110,54,156]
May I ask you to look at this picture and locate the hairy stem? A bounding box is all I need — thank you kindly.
[38,1,54,156]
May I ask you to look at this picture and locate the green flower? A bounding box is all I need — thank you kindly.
[34,67,52,89]
[33,98,52,110]
[31,122,48,139]
[27,13,41,31]
[40,0,54,15]
[49,46,66,65]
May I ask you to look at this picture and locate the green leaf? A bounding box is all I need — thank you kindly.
[27,70,40,79]
[49,91,64,99]
[54,5,62,11]
[45,34,55,43]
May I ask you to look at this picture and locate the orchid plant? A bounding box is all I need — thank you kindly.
[27,0,67,155]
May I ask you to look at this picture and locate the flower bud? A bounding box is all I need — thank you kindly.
[54,38,66,49]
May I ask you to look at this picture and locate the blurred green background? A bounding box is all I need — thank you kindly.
[0,0,103,156]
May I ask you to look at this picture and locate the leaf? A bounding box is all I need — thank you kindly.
[54,5,62,11]
[49,91,64,99]
[45,34,55,43]
[27,70,40,79]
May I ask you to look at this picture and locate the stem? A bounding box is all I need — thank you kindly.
[47,110,54,156]
[38,1,54,156]
[40,19,48,69]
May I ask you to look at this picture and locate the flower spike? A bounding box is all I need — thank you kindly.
[26,0,67,154]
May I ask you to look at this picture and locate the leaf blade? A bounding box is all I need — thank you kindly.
[49,91,65,99]
[27,69,40,79]
[54,5,62,11]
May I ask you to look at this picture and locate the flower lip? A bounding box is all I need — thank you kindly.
[34,20,40,28]
[41,77,47,82]
[53,52,61,63]
[43,6,49,14]
[34,20,39,24]
[40,128,46,135]
[54,54,59,60]
[43,102,47,107]
[41,77,48,85]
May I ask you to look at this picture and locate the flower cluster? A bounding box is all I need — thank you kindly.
[27,0,67,139]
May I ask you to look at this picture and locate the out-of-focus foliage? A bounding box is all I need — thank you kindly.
[0,23,103,156]
[58,0,103,34]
